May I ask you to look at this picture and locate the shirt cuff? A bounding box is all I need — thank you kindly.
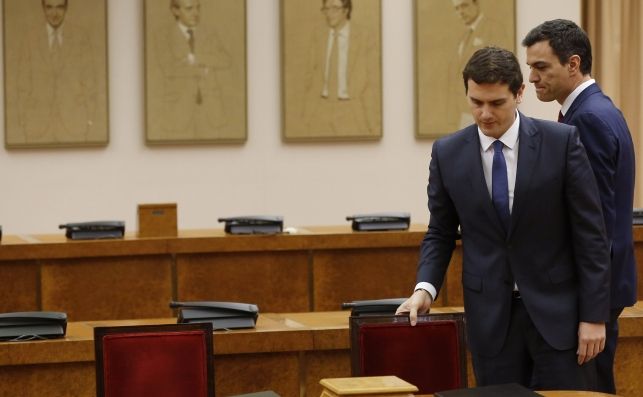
[414,282,437,302]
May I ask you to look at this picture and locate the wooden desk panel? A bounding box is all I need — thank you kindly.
[176,251,310,312]
[216,353,300,397]
[1,224,642,323]
[312,247,423,311]
[40,256,173,321]
[0,362,94,397]
[0,306,641,397]
[0,260,39,313]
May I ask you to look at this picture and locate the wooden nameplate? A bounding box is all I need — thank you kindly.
[319,376,418,397]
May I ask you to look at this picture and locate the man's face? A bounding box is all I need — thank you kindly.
[452,0,479,25]
[172,0,200,28]
[322,0,348,29]
[525,40,574,104]
[467,80,524,139]
[42,0,67,29]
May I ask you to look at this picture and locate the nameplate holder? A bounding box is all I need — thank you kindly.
[137,203,178,237]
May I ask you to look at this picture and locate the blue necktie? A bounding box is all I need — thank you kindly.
[492,140,510,233]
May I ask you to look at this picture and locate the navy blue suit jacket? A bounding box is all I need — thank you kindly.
[562,83,637,309]
[417,114,610,357]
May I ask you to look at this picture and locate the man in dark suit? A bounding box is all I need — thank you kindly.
[396,47,610,390]
[523,19,637,394]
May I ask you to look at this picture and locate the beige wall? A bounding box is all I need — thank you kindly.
[0,0,580,235]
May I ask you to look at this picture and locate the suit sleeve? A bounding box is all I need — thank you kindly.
[416,141,460,295]
[573,112,618,242]
[564,126,611,322]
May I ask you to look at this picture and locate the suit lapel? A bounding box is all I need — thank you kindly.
[563,83,600,122]
[463,127,506,236]
[509,114,541,237]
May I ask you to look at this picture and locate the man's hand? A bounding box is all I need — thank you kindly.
[577,321,605,365]
[395,289,433,326]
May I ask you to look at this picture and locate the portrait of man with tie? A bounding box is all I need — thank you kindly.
[415,0,514,138]
[3,0,108,147]
[145,0,246,144]
[282,0,381,140]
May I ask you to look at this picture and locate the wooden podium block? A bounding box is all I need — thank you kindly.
[137,203,178,237]
[319,376,418,397]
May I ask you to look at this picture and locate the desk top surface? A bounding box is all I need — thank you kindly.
[1,303,641,367]
[0,224,430,260]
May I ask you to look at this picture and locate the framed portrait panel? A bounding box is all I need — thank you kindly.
[416,0,515,138]
[3,0,109,148]
[282,0,382,141]
[144,0,246,144]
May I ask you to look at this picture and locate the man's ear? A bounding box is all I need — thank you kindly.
[567,54,582,76]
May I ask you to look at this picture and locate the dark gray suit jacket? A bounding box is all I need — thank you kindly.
[417,114,610,357]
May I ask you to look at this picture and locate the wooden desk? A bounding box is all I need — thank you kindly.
[0,304,641,397]
[2,225,642,322]
[422,392,619,397]
[0,225,428,320]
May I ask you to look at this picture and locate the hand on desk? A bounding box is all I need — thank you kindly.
[395,289,433,326]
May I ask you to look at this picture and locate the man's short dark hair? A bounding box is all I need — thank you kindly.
[462,46,523,95]
[322,0,352,19]
[521,19,592,75]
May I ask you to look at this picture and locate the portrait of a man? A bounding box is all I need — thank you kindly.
[3,0,108,148]
[282,0,382,141]
[145,0,246,144]
[416,0,514,137]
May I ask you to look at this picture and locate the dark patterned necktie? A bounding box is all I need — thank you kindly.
[492,140,510,233]
[558,111,564,122]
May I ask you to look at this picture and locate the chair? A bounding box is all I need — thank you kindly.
[350,313,467,394]
[94,322,214,397]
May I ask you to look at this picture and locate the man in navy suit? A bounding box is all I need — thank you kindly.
[396,47,610,390]
[523,20,637,394]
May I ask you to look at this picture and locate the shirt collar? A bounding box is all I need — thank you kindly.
[478,111,520,151]
[560,79,595,116]
[332,21,350,38]
[46,23,63,38]
[467,13,484,31]
[177,22,196,38]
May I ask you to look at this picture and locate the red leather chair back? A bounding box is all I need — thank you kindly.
[350,314,467,394]
[94,323,214,397]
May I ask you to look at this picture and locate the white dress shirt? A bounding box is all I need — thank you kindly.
[177,22,197,64]
[47,23,63,49]
[322,22,350,100]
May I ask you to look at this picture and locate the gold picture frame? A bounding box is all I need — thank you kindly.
[3,0,109,148]
[144,0,247,145]
[281,0,382,141]
[415,0,515,138]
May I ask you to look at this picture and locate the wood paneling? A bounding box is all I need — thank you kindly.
[312,247,421,311]
[0,260,39,312]
[0,307,641,397]
[41,256,173,321]
[176,251,310,312]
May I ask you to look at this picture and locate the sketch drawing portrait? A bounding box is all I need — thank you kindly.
[282,0,382,141]
[416,0,515,137]
[3,0,108,148]
[145,0,246,144]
